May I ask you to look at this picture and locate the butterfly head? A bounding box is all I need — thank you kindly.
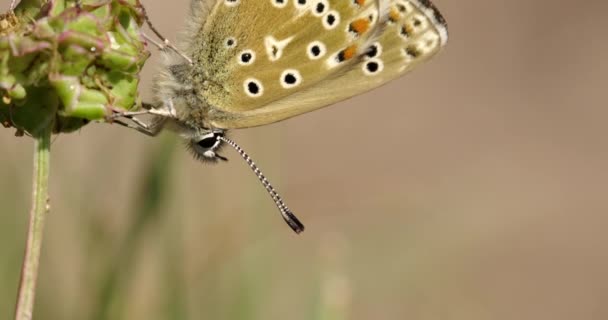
[186,129,228,162]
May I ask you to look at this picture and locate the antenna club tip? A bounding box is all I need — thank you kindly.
[291,223,305,234]
[284,210,305,234]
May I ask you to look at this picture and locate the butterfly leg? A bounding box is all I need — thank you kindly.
[110,106,175,119]
[112,116,166,137]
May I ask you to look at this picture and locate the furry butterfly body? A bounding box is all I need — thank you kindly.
[119,0,447,233]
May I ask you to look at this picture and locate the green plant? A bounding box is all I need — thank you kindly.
[0,1,150,319]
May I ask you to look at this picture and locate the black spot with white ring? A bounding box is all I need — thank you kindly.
[307,41,326,59]
[285,74,296,84]
[244,78,264,97]
[225,37,237,48]
[366,62,379,72]
[237,49,256,65]
[248,82,259,94]
[272,0,288,8]
[322,10,340,29]
[365,42,382,58]
[295,0,307,9]
[312,0,328,16]
[362,58,383,76]
[242,53,252,62]
[316,2,325,13]
[280,69,302,88]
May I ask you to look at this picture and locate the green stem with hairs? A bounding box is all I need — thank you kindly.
[14,127,51,320]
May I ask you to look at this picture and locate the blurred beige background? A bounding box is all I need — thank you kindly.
[2,0,608,319]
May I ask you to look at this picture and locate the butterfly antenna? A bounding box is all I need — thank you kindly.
[139,3,193,65]
[219,136,305,234]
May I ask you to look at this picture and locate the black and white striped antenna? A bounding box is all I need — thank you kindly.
[219,136,305,234]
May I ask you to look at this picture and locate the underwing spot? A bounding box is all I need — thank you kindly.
[338,45,357,62]
[307,41,327,59]
[295,0,308,9]
[244,78,264,97]
[388,8,400,23]
[237,49,256,65]
[272,0,288,8]
[368,12,377,23]
[224,0,240,7]
[399,25,411,39]
[367,62,379,72]
[316,3,325,13]
[397,0,412,13]
[404,46,421,58]
[312,0,328,16]
[225,37,237,48]
[362,58,383,76]
[365,42,382,58]
[409,15,429,30]
[327,45,357,68]
[348,18,370,36]
[353,0,365,6]
[323,11,340,30]
[417,33,440,53]
[280,69,302,88]
[264,35,294,61]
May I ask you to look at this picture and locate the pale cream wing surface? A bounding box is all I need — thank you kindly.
[193,0,387,111]
[191,0,447,129]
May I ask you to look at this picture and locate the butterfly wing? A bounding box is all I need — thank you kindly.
[180,0,447,129]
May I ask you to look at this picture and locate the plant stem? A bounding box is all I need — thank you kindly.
[14,128,51,320]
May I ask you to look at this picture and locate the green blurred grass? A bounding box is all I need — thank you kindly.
[0,132,347,320]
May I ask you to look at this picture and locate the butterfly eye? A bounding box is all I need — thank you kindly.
[280,69,302,88]
[225,37,237,48]
[197,135,219,149]
[190,132,226,161]
[237,50,256,65]
[307,41,326,60]
[244,78,264,97]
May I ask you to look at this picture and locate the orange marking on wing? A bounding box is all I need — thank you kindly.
[355,0,365,6]
[349,18,370,35]
[343,45,358,60]
[403,24,414,36]
[389,8,400,22]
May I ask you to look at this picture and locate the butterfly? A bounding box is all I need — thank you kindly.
[115,0,448,234]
